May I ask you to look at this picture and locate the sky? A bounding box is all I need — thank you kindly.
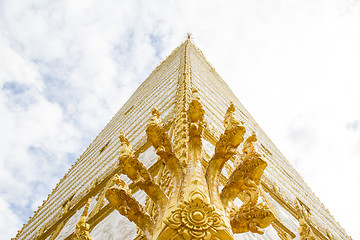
[0,0,359,239]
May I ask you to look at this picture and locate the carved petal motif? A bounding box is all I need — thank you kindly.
[164,192,225,240]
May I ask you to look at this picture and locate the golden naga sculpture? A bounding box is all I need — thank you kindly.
[221,131,273,234]
[105,92,274,240]
[74,198,92,240]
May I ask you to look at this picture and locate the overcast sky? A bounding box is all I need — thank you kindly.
[0,0,359,239]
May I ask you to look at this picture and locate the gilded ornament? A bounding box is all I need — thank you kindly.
[230,202,274,234]
[146,107,170,156]
[105,177,155,239]
[221,132,267,207]
[164,191,225,240]
[146,107,184,200]
[296,201,317,240]
[205,103,246,211]
[298,218,316,240]
[74,198,92,240]
[118,131,167,206]
[187,89,205,141]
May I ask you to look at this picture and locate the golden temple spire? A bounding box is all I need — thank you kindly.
[15,35,350,240]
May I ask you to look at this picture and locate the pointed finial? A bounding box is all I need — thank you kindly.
[151,107,160,118]
[119,131,126,142]
[226,101,236,115]
[187,33,192,40]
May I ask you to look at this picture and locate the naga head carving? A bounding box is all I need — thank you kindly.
[230,202,274,235]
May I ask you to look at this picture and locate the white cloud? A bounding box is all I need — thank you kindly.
[0,197,22,239]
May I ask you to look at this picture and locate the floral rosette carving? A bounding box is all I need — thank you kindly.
[165,196,224,240]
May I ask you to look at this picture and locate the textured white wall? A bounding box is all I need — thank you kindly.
[91,211,137,240]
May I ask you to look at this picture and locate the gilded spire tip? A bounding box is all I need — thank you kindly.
[187,33,192,40]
